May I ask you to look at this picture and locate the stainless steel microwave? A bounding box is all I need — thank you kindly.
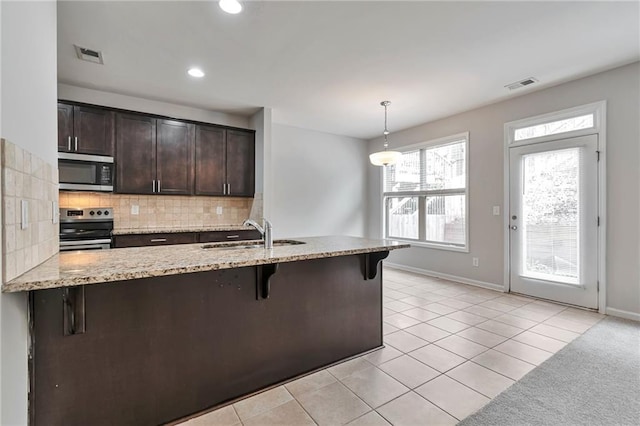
[58,152,114,192]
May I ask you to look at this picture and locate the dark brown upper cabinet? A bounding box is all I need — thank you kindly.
[195,126,255,197]
[156,120,194,195]
[226,129,255,197]
[194,125,226,195]
[116,114,194,195]
[116,113,156,194]
[57,102,115,156]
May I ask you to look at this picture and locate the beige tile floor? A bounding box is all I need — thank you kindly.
[179,267,605,426]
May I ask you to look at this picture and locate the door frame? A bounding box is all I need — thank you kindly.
[503,101,607,313]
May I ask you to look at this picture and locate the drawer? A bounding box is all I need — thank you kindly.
[198,230,262,243]
[113,233,197,248]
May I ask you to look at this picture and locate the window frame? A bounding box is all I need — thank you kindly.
[382,132,470,252]
[505,102,603,147]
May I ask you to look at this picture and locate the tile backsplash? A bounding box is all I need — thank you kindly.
[58,192,253,230]
[2,139,59,282]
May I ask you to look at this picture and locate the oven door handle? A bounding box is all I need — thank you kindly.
[60,239,112,246]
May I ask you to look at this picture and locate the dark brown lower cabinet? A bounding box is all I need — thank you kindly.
[198,229,261,243]
[112,230,262,248]
[30,254,385,425]
[113,232,197,248]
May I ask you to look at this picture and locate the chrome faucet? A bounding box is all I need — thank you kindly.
[243,218,273,249]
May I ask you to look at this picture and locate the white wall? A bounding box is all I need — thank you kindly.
[58,84,250,129]
[368,62,640,317]
[1,1,58,424]
[271,124,368,238]
[250,107,273,218]
[2,3,58,165]
[0,0,3,419]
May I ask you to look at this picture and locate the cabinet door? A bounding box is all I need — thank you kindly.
[194,125,226,196]
[226,130,255,197]
[116,113,156,194]
[57,103,74,152]
[73,106,115,156]
[156,120,194,195]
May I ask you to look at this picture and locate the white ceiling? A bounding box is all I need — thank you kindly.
[57,0,640,139]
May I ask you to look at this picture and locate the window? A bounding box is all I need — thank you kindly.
[514,114,594,141]
[506,101,604,147]
[383,133,468,251]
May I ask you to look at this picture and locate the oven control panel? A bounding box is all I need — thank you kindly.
[60,208,114,222]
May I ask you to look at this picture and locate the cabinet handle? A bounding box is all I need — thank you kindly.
[152,180,156,193]
[150,238,167,242]
[74,137,78,151]
[222,183,226,195]
[227,183,231,195]
[226,235,240,239]
[157,180,161,192]
[67,136,72,151]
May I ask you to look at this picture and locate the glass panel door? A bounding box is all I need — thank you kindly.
[509,135,598,308]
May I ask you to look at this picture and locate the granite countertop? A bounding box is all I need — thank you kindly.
[112,225,253,235]
[3,236,410,292]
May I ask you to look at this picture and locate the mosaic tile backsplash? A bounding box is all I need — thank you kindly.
[2,139,59,282]
[58,192,253,231]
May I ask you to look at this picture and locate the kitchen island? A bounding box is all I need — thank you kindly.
[4,236,408,425]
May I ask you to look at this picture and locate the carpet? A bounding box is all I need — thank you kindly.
[458,316,640,426]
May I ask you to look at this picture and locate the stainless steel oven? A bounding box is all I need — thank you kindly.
[58,153,114,192]
[59,208,114,252]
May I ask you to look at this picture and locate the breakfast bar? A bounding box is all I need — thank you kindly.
[4,236,408,425]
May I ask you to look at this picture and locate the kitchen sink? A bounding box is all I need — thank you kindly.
[201,240,306,250]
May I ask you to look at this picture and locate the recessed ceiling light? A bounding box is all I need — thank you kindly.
[188,68,205,78]
[219,0,242,14]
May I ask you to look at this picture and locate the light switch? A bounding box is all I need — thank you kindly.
[21,200,29,229]
[216,206,223,215]
[493,206,500,216]
[131,205,139,215]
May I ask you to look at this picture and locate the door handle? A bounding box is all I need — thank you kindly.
[510,225,518,230]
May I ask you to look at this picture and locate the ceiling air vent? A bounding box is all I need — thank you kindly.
[74,45,104,65]
[505,77,538,91]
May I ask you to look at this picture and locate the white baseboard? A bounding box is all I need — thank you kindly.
[605,307,640,322]
[385,262,504,292]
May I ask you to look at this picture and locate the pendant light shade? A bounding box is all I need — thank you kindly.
[370,101,401,166]
[369,150,402,166]
[219,0,242,14]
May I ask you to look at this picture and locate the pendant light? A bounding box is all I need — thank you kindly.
[369,101,402,166]
[219,0,242,14]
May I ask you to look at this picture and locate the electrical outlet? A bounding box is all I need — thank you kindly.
[472,257,479,267]
[131,205,139,215]
[216,206,223,215]
[21,200,29,229]
[493,206,500,216]
[52,201,59,224]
